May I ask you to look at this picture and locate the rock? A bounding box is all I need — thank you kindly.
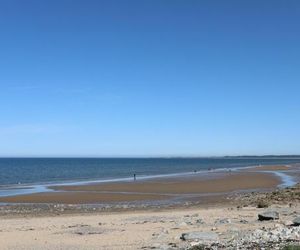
[256,200,269,208]
[189,245,207,250]
[151,243,172,249]
[183,218,194,225]
[73,227,104,235]
[243,225,300,246]
[215,218,231,224]
[195,219,205,225]
[284,220,293,226]
[292,217,300,226]
[258,211,279,221]
[190,241,200,246]
[180,231,219,242]
[178,222,188,227]
[167,242,177,248]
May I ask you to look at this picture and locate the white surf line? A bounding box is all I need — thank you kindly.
[238,163,299,188]
[271,171,297,188]
[257,170,297,188]
[0,185,51,198]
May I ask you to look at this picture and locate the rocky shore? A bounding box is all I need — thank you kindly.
[180,184,300,250]
[231,183,300,208]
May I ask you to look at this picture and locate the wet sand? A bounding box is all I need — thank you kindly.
[51,172,280,194]
[246,165,291,171]
[0,192,169,204]
[0,171,280,204]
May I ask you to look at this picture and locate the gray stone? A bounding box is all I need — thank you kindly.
[73,227,104,235]
[293,217,300,226]
[180,231,219,242]
[195,219,205,225]
[178,222,188,227]
[183,218,194,225]
[215,218,231,224]
[258,211,279,221]
[151,243,174,249]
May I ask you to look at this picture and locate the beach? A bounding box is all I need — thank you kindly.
[0,164,300,249]
[0,168,281,204]
[1,183,300,249]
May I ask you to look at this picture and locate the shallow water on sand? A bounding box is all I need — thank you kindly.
[0,157,299,198]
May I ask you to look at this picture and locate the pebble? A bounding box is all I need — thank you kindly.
[215,218,231,224]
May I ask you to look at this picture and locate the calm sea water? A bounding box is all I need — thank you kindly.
[0,157,299,186]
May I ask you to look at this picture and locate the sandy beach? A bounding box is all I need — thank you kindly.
[1,184,300,250]
[0,164,300,249]
[0,205,265,250]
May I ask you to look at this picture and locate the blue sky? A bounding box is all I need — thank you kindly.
[0,0,300,156]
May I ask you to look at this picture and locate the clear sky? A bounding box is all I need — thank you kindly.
[0,0,300,157]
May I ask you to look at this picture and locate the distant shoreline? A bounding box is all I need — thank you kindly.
[1,155,300,158]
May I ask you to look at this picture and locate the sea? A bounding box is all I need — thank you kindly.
[0,157,300,186]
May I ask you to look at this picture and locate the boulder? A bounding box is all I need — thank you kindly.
[258,211,279,221]
[292,217,300,226]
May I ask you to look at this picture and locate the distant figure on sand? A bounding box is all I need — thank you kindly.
[133,173,136,181]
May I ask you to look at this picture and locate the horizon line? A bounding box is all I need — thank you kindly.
[0,154,300,159]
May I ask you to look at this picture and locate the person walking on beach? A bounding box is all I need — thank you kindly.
[133,173,136,181]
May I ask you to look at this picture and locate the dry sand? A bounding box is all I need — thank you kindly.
[0,203,299,250]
